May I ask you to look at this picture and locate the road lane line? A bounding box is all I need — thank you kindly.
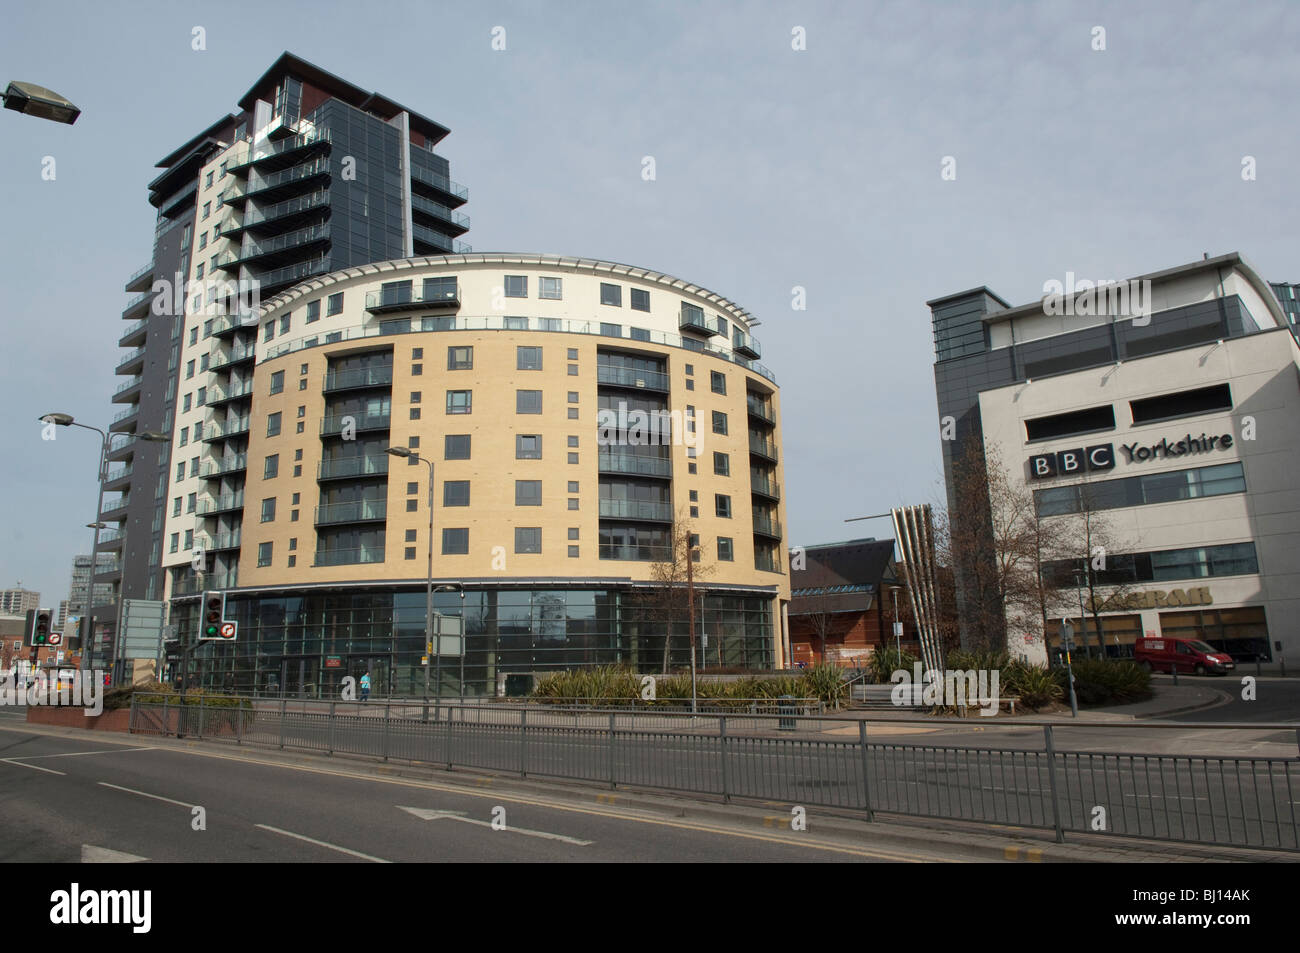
[399,806,593,845]
[0,758,66,775]
[254,824,391,863]
[18,746,157,760]
[98,782,194,808]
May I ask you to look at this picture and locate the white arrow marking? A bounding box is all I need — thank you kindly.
[81,845,147,863]
[398,806,593,846]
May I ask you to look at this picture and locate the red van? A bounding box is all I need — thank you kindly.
[1135,637,1235,675]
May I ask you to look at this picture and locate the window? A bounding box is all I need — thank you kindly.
[1130,384,1233,425]
[178,426,188,446]
[568,392,579,403]
[410,392,421,404]
[630,288,650,312]
[172,497,182,517]
[568,365,578,376]
[568,408,579,419]
[270,370,284,394]
[448,346,473,370]
[685,379,694,390]
[205,170,214,188]
[517,346,542,370]
[504,275,527,298]
[685,364,694,376]
[186,360,195,380]
[715,494,732,518]
[514,527,541,554]
[600,323,622,338]
[264,455,279,479]
[443,481,470,507]
[202,201,211,220]
[717,537,735,561]
[515,480,542,506]
[306,300,320,323]
[689,506,699,518]
[567,436,579,448]
[411,363,423,376]
[445,434,471,459]
[567,348,578,360]
[190,327,198,346]
[280,315,291,335]
[263,321,275,342]
[405,547,416,560]
[406,500,418,512]
[266,413,281,437]
[446,390,472,414]
[404,530,417,542]
[713,452,730,476]
[711,371,727,395]
[442,528,468,555]
[187,493,197,513]
[1034,462,1248,517]
[198,232,208,251]
[292,493,300,504]
[689,490,698,502]
[407,482,419,495]
[261,498,276,522]
[190,457,199,478]
[257,542,272,567]
[169,534,179,554]
[567,452,579,464]
[516,390,542,414]
[539,277,562,299]
[516,435,542,459]
[568,527,580,540]
[410,408,421,420]
[195,265,204,283]
[631,327,651,342]
[712,411,728,435]
[600,283,622,307]
[182,394,192,412]
[326,292,344,316]
[568,546,580,558]
[412,348,423,359]
[568,498,579,510]
[1025,405,1116,442]
[196,386,206,406]
[184,530,193,550]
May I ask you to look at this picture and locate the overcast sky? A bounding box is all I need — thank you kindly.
[1,0,1297,605]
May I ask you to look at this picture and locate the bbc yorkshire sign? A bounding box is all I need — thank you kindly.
[1029,432,1232,481]
[1088,586,1213,612]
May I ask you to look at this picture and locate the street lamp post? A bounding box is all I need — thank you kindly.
[3,81,80,125]
[888,585,902,663]
[40,414,168,681]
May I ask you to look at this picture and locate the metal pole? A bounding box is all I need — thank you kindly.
[891,586,901,662]
[687,540,698,716]
[82,429,110,674]
[424,457,434,704]
[1043,725,1065,844]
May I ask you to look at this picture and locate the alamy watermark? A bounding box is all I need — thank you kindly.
[890,664,1000,716]
[1041,272,1152,326]
[1,669,104,716]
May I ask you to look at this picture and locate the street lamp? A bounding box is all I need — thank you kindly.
[888,585,902,664]
[40,414,168,679]
[386,447,441,704]
[3,81,80,125]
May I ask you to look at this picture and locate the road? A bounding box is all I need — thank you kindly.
[0,726,958,863]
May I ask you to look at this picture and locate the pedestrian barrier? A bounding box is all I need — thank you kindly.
[127,696,1300,852]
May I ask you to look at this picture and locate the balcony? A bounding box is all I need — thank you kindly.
[219,223,331,272]
[241,189,328,231]
[411,224,471,256]
[203,418,250,442]
[203,532,242,552]
[124,261,154,293]
[314,547,386,567]
[596,364,669,392]
[99,495,130,520]
[227,129,330,175]
[752,516,783,540]
[106,437,138,461]
[748,435,779,463]
[118,317,148,348]
[242,157,330,203]
[315,499,387,526]
[200,454,248,479]
[112,377,142,403]
[750,475,781,502]
[321,411,391,436]
[104,463,133,488]
[122,289,152,319]
[98,529,124,550]
[680,305,723,337]
[210,345,256,371]
[409,164,468,206]
[108,405,138,434]
[733,330,761,360]
[364,283,459,314]
[410,193,470,234]
[255,256,330,293]
[207,381,255,406]
[598,543,672,562]
[597,453,672,479]
[115,347,146,375]
[323,367,393,393]
[210,312,257,339]
[597,499,673,522]
[755,553,783,573]
[196,492,244,516]
[318,455,390,481]
[746,396,776,426]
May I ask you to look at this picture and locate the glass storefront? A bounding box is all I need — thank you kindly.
[1159,607,1270,661]
[169,587,776,697]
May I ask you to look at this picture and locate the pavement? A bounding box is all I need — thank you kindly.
[3,712,1295,863]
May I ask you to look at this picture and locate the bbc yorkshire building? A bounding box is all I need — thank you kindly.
[165,255,788,696]
[930,253,1299,668]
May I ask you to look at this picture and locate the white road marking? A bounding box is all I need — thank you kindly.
[0,758,66,775]
[255,824,391,863]
[98,782,194,809]
[81,844,147,863]
[398,805,594,845]
[18,746,157,760]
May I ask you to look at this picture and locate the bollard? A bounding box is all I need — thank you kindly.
[777,694,796,731]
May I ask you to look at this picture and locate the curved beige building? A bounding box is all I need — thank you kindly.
[166,254,787,696]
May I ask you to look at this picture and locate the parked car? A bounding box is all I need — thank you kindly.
[1135,636,1235,675]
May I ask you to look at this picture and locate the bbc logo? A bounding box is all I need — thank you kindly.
[1029,444,1115,480]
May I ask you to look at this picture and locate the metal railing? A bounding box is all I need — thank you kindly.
[126,700,1300,853]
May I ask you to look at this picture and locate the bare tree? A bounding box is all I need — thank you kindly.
[641,513,714,674]
[1058,481,1136,657]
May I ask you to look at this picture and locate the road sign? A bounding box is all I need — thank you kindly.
[219,622,236,639]
[48,631,62,646]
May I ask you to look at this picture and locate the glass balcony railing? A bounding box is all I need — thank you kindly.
[113,376,143,397]
[115,347,146,372]
[124,261,154,290]
[598,543,672,562]
[222,223,330,269]
[318,455,390,480]
[200,453,248,478]
[748,435,779,462]
[196,492,244,516]
[122,289,152,315]
[208,381,255,404]
[364,283,459,313]
[411,223,471,255]
[323,367,393,392]
[733,330,761,359]
[755,553,783,573]
[410,193,470,231]
[263,314,778,385]
[315,500,387,525]
[596,453,672,478]
[746,397,776,424]
[409,164,468,202]
[752,516,783,539]
[255,256,330,290]
[100,496,130,517]
[203,418,251,441]
[244,157,330,200]
[111,405,138,424]
[597,499,673,522]
[118,317,148,345]
[227,129,330,173]
[750,476,781,501]
[314,547,386,567]
[205,532,242,551]
[321,411,391,435]
[104,463,133,484]
[241,189,328,229]
[210,345,256,370]
[596,364,669,392]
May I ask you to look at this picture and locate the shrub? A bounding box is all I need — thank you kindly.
[1001,659,1063,710]
[799,664,849,708]
[1058,659,1152,706]
[869,646,916,684]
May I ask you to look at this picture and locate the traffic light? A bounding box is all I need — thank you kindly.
[202,591,225,639]
[200,591,236,641]
[25,608,52,646]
